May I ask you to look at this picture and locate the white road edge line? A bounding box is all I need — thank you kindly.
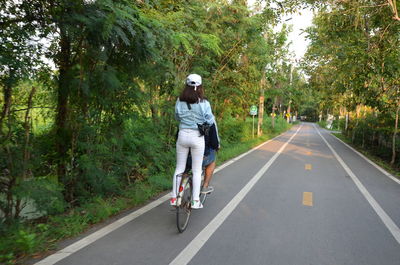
[169,125,303,265]
[314,124,400,245]
[329,130,400,185]
[34,127,290,265]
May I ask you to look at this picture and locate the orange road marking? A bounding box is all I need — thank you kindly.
[303,192,313,206]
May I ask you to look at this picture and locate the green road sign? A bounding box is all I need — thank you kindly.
[250,105,257,116]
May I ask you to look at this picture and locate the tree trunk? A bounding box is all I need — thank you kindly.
[352,120,358,143]
[257,88,264,136]
[257,73,265,136]
[55,30,72,182]
[286,100,291,123]
[352,105,362,143]
[362,129,365,148]
[14,198,22,219]
[22,87,36,179]
[3,147,15,220]
[391,103,399,165]
[271,100,276,129]
[150,86,160,123]
[0,81,12,133]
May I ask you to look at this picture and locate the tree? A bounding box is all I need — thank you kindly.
[303,0,400,167]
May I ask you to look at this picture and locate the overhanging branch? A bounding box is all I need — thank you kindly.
[388,0,400,21]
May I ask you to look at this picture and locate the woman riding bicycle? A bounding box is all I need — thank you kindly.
[184,122,220,194]
[170,74,216,209]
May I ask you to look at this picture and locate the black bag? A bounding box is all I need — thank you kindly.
[197,122,210,136]
[205,123,219,150]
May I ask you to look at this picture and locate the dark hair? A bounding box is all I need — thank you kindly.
[179,84,205,104]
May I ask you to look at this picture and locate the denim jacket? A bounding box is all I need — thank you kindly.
[175,99,215,130]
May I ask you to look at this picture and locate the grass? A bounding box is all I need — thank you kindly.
[316,120,327,129]
[216,116,291,163]
[332,132,400,179]
[218,131,284,163]
[1,118,293,265]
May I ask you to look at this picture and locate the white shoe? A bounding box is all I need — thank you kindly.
[191,200,203,209]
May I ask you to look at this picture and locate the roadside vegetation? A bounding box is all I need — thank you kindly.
[332,132,400,179]
[304,1,400,172]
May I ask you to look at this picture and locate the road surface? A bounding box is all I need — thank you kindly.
[34,123,400,265]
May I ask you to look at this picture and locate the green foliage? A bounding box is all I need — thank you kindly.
[147,174,171,191]
[304,0,400,167]
[218,115,290,148]
[343,112,399,167]
[13,178,65,216]
[317,120,327,129]
[218,116,291,163]
[0,223,38,264]
[333,132,400,178]
[265,116,291,133]
[47,213,89,240]
[1,0,301,208]
[219,116,248,144]
[81,197,115,224]
[60,117,176,203]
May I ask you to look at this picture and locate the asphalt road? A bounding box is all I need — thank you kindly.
[34,123,400,265]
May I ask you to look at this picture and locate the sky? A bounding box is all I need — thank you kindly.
[282,9,314,62]
[248,0,314,63]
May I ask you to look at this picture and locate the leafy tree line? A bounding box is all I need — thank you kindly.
[0,0,308,223]
[303,0,400,169]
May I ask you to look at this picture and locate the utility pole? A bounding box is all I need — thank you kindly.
[257,71,265,136]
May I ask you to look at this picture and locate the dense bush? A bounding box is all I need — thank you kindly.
[218,116,248,144]
[0,222,38,264]
[342,112,399,168]
[61,117,176,203]
[13,178,65,216]
[317,120,327,129]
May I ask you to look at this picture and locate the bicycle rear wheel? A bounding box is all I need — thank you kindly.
[176,177,192,233]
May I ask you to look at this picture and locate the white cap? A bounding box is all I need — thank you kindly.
[186,74,202,87]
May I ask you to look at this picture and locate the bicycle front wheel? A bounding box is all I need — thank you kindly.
[176,178,192,233]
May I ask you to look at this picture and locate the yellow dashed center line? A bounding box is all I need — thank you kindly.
[305,164,312,170]
[303,192,313,206]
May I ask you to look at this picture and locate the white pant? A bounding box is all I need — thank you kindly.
[172,129,205,201]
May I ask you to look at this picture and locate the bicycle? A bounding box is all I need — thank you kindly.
[175,172,208,233]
